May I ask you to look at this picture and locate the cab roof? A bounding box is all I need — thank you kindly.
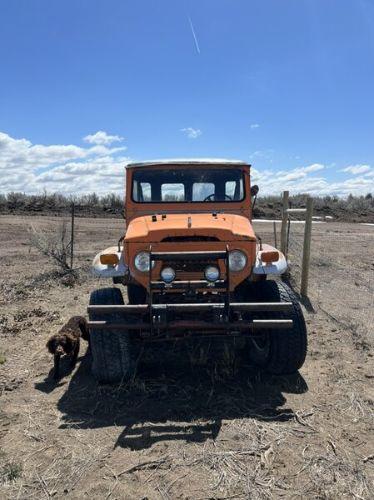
[127,158,250,169]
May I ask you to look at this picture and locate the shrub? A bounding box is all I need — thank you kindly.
[29,220,73,272]
[0,190,373,221]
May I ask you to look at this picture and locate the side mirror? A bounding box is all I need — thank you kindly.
[251,185,259,197]
[251,185,259,211]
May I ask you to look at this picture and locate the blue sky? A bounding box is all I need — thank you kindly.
[0,0,373,195]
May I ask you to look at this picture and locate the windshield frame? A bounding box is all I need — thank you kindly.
[130,166,247,204]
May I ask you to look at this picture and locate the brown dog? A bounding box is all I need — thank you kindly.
[46,316,89,379]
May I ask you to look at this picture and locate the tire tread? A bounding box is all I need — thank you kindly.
[89,287,133,383]
[245,280,307,374]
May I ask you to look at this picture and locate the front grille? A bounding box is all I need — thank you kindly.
[162,259,225,281]
[175,271,204,281]
[174,261,211,272]
[161,236,219,242]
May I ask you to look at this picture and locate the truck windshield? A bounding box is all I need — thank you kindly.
[132,168,245,203]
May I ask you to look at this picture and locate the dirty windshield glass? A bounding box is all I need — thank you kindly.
[132,168,245,203]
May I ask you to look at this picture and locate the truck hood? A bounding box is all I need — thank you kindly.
[125,213,256,242]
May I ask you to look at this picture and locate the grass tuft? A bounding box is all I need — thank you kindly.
[1,462,22,482]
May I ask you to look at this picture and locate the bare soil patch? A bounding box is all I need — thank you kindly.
[0,216,373,499]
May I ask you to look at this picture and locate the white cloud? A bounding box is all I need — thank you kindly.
[0,131,129,195]
[249,150,274,161]
[83,130,124,145]
[250,162,373,197]
[0,131,373,197]
[341,164,371,175]
[363,170,374,178]
[0,131,127,176]
[302,163,324,173]
[180,127,202,139]
[250,123,260,130]
[272,164,325,183]
[282,171,307,181]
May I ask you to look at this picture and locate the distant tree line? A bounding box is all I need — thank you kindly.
[0,191,123,216]
[0,190,373,221]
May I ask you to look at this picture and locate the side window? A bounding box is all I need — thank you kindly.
[161,183,185,201]
[193,182,215,201]
[225,181,236,198]
[133,180,139,201]
[225,180,244,200]
[140,182,151,202]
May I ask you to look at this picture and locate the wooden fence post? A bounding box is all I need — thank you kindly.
[280,190,289,257]
[300,197,313,297]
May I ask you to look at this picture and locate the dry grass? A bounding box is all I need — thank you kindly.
[1,217,373,499]
[1,341,373,499]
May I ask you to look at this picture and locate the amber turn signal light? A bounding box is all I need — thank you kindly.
[100,253,119,266]
[261,251,279,263]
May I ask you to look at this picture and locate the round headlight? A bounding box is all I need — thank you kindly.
[228,250,247,271]
[134,251,154,272]
[205,265,220,282]
[161,267,175,283]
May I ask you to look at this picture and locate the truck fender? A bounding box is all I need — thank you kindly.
[252,243,288,276]
[92,246,128,278]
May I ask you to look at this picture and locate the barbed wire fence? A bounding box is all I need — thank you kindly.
[284,220,305,292]
[278,193,331,312]
[267,194,373,348]
[279,192,313,298]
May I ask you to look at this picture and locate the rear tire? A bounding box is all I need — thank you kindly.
[88,287,134,383]
[244,280,307,374]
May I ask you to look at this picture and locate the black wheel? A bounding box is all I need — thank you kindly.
[88,287,134,383]
[244,281,307,374]
[127,283,147,305]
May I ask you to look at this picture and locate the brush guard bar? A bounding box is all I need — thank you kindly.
[87,302,293,338]
[88,248,294,338]
[148,247,232,321]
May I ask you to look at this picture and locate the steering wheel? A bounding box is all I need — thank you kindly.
[203,193,233,202]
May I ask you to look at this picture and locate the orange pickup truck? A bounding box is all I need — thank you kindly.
[88,159,307,383]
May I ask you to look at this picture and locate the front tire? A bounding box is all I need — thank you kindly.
[245,281,307,374]
[127,283,147,305]
[88,287,134,383]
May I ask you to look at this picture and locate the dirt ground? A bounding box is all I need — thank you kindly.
[0,216,373,499]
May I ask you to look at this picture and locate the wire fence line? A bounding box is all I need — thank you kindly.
[286,219,367,329]
[262,219,307,293]
[285,222,305,291]
[260,213,373,348]
[284,221,322,303]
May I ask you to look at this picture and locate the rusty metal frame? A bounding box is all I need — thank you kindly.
[90,247,295,340]
[87,302,293,314]
[87,301,294,339]
[87,318,293,337]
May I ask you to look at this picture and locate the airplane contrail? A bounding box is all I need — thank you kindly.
[188,16,201,54]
